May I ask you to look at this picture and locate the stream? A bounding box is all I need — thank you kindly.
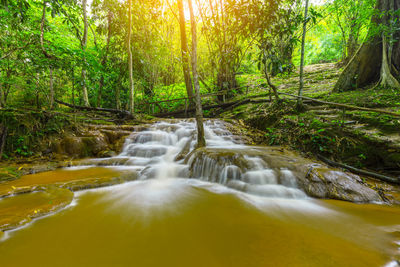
[0,120,399,266]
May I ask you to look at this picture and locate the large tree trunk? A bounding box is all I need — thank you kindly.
[343,18,359,65]
[334,0,400,91]
[188,0,206,148]
[127,0,134,114]
[177,0,194,105]
[81,0,90,106]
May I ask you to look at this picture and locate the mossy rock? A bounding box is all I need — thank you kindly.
[0,167,137,198]
[57,135,109,158]
[0,187,73,231]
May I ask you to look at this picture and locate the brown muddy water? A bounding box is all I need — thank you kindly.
[0,120,399,267]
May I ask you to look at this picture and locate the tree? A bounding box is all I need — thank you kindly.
[96,10,112,107]
[81,0,90,106]
[40,0,56,109]
[330,0,374,64]
[297,0,310,107]
[334,0,400,91]
[127,0,134,113]
[177,0,194,105]
[188,0,206,148]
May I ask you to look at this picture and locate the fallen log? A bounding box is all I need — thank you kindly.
[55,99,132,118]
[155,99,243,117]
[278,92,400,118]
[0,124,7,160]
[154,92,279,117]
[317,154,400,184]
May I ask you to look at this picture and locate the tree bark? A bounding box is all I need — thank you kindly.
[49,66,54,109]
[334,0,400,91]
[55,99,132,118]
[0,73,4,108]
[127,0,134,114]
[297,0,309,107]
[188,0,206,148]
[81,0,90,106]
[97,11,112,108]
[71,67,75,106]
[0,125,7,160]
[40,0,53,59]
[177,0,195,106]
[262,49,280,100]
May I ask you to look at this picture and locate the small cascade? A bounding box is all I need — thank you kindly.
[114,120,307,199]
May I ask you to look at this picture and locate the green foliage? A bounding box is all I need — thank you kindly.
[0,110,70,157]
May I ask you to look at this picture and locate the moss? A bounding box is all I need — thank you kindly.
[0,167,23,183]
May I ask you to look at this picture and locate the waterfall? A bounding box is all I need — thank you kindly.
[117,120,306,199]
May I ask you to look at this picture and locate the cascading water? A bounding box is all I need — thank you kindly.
[117,120,306,199]
[1,119,399,267]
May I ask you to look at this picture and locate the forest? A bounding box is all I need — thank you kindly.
[1,0,400,266]
[0,0,391,110]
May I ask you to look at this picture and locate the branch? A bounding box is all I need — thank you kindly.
[277,92,400,118]
[317,154,399,184]
[55,99,133,118]
[0,42,33,60]
[60,7,82,43]
[89,22,98,48]
[40,0,56,59]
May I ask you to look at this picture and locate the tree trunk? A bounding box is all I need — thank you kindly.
[0,74,4,108]
[40,0,53,59]
[381,34,400,87]
[297,0,309,107]
[127,0,134,114]
[334,0,400,91]
[35,73,40,109]
[0,125,7,160]
[116,82,121,110]
[97,11,112,108]
[177,0,194,105]
[188,0,206,148]
[71,67,75,106]
[262,49,280,100]
[40,0,57,110]
[116,64,123,110]
[81,0,90,107]
[49,66,54,109]
[344,18,359,64]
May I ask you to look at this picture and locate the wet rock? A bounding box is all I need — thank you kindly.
[185,148,251,181]
[98,150,117,158]
[0,187,73,231]
[100,129,132,144]
[186,146,382,203]
[51,124,133,158]
[298,166,382,202]
[0,167,138,198]
[174,137,193,161]
[55,135,109,158]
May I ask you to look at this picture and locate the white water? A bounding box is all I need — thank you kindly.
[114,120,307,199]
[2,120,400,267]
